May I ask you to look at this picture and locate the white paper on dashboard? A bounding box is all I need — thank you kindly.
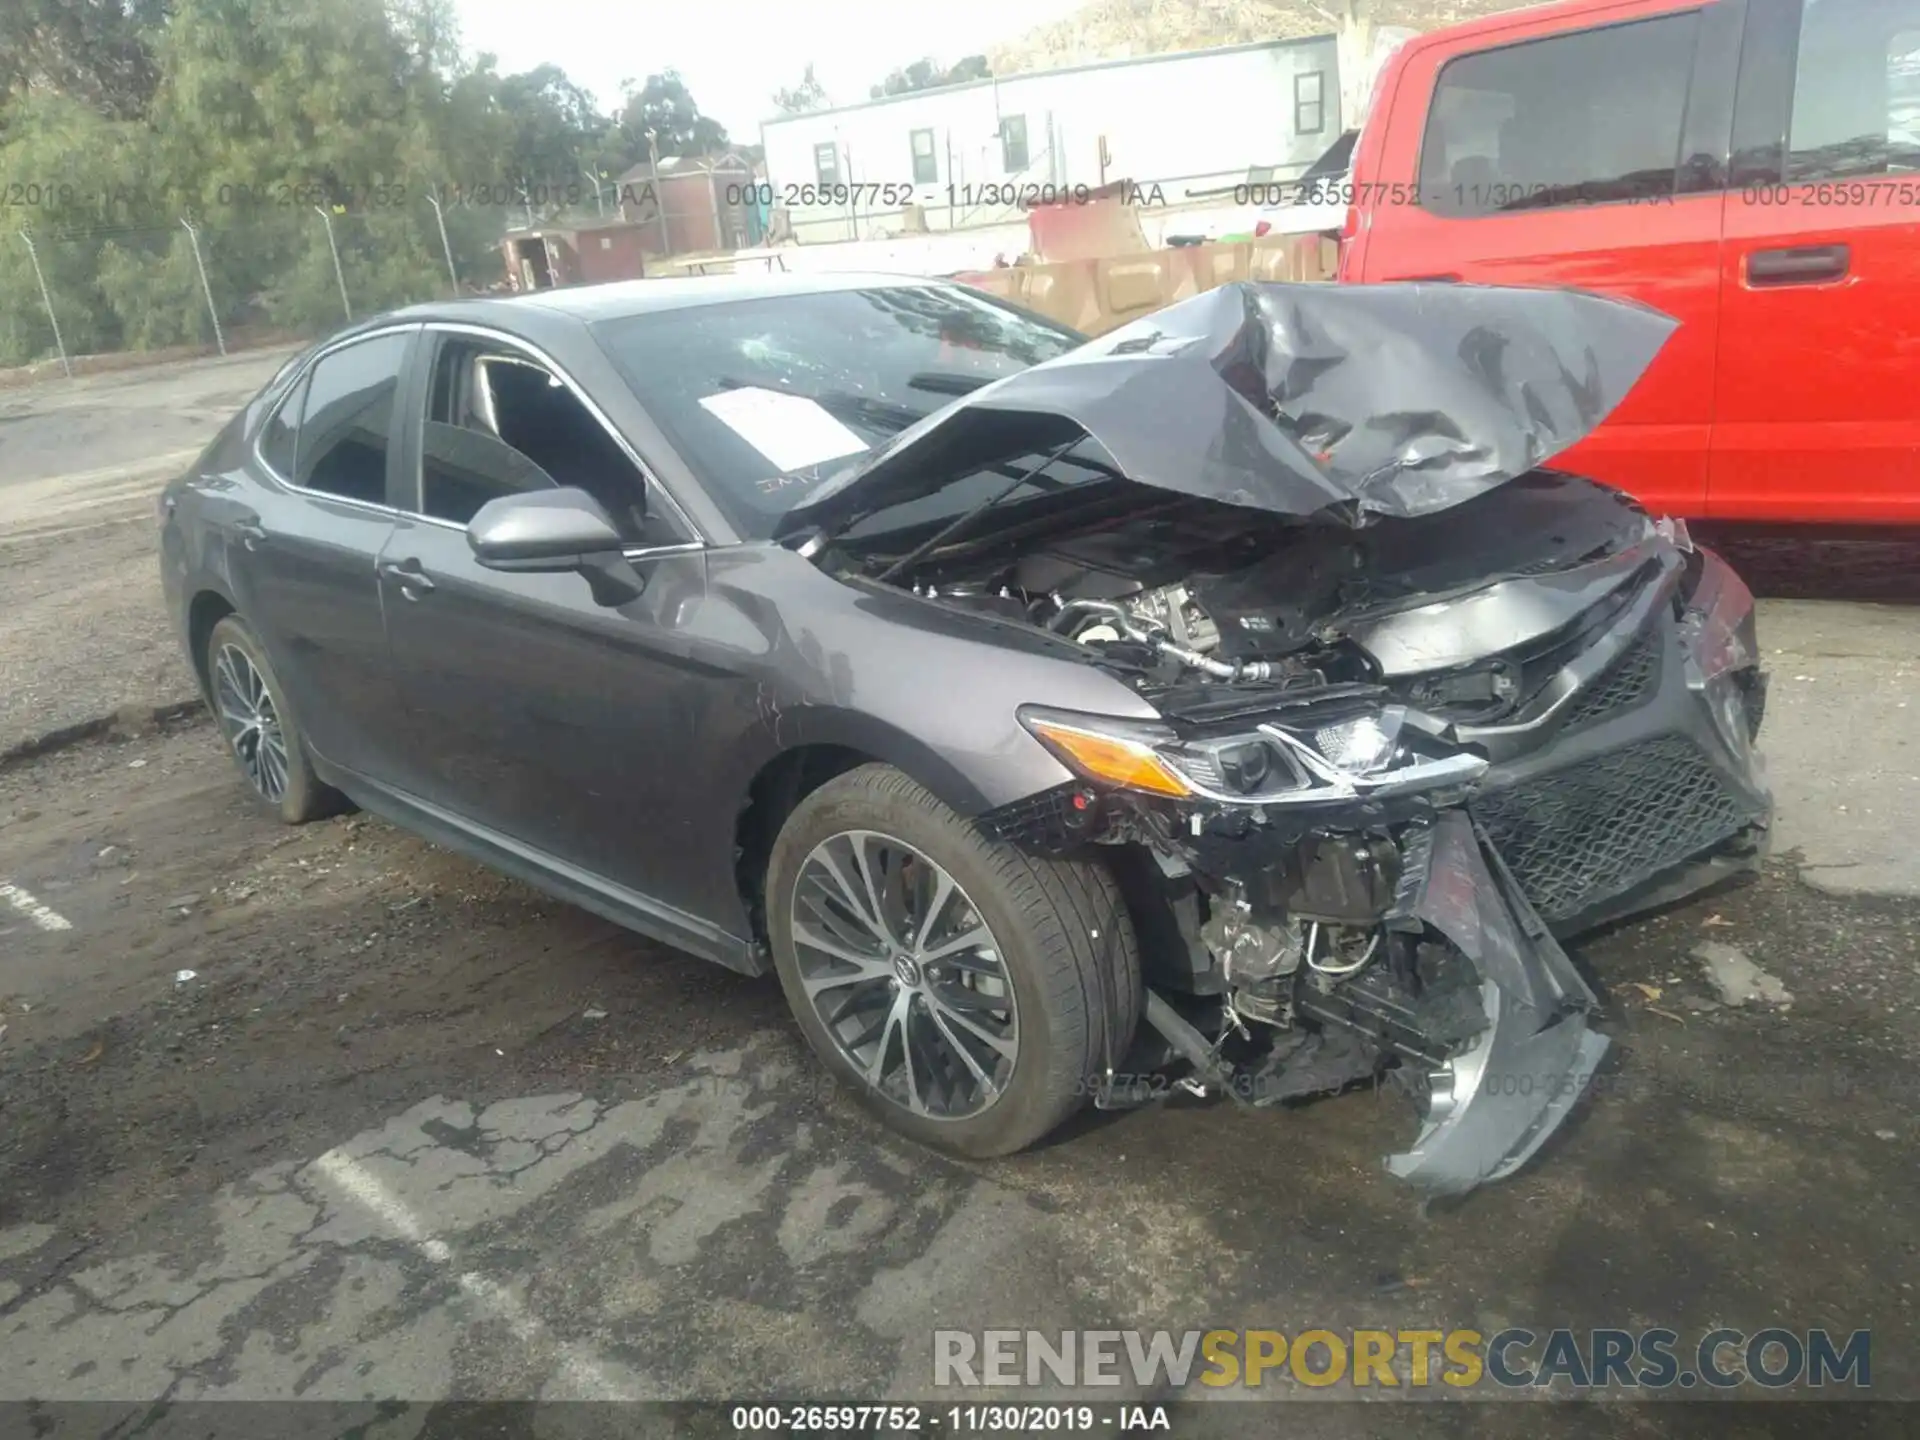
[697,386,870,472]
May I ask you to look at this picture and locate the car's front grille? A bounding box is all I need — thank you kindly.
[1472,734,1751,925]
[1560,626,1662,731]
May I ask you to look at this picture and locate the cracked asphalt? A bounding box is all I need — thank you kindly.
[0,358,1918,1435]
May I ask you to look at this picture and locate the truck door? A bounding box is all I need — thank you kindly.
[1355,1,1743,518]
[1711,0,1920,522]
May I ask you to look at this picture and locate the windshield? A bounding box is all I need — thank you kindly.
[592,285,1083,539]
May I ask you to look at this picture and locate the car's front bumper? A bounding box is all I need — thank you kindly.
[1368,545,1770,1192]
[1461,544,1773,935]
[979,537,1770,1197]
[1370,810,1608,1195]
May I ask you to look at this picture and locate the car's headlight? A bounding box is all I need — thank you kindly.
[1016,711,1196,798]
[1313,712,1402,775]
[1019,705,1486,805]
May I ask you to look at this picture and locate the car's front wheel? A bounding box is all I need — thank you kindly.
[204,614,345,825]
[766,763,1140,1158]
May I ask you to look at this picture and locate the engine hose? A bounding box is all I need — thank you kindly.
[1051,597,1273,682]
[1152,638,1272,683]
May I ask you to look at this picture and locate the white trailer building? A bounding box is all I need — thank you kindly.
[760,37,1341,244]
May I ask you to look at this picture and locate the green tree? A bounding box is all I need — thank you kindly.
[772,63,828,116]
[612,71,728,162]
[0,0,167,124]
[0,89,145,360]
[98,228,211,350]
[869,55,991,100]
[0,0,666,363]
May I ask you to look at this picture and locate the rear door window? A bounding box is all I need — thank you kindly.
[1419,12,1700,215]
[257,374,306,477]
[1787,0,1920,179]
[294,333,411,505]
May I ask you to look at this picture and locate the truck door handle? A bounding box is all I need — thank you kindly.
[378,558,436,599]
[1747,244,1850,286]
[1385,272,1461,283]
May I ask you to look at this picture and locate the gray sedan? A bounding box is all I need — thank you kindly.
[159,273,1772,1196]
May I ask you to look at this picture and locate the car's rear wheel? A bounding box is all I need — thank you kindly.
[205,615,345,825]
[766,763,1139,1158]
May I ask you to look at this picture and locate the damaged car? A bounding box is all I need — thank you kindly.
[159,274,1772,1196]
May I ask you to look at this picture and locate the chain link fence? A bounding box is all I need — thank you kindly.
[0,196,535,383]
[1,161,1329,384]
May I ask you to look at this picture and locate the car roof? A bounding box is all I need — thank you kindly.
[382,271,965,330]
[1398,0,1694,52]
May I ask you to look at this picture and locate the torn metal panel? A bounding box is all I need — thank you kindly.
[782,280,1677,538]
[1339,541,1659,677]
[1379,810,1607,1195]
[1393,810,1595,1017]
[1124,806,1608,1199]
[1385,982,1608,1195]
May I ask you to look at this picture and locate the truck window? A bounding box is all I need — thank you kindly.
[1418,12,1700,216]
[1787,0,1920,179]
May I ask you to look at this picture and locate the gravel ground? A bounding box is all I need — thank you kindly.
[0,518,196,759]
[0,349,294,757]
[0,717,1916,1428]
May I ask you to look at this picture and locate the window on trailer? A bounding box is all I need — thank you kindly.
[814,142,841,187]
[1000,115,1028,173]
[911,127,938,183]
[1295,71,1327,134]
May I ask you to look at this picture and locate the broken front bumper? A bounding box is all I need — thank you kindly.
[1377,542,1768,1189]
[1127,807,1609,1198]
[984,539,1769,1199]
[1462,544,1773,936]
[1375,810,1607,1195]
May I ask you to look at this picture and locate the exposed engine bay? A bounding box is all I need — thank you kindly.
[786,281,1773,1197]
[899,471,1656,727]
[832,463,1774,1197]
[859,471,1768,1196]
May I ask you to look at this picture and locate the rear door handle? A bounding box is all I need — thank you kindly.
[378,558,436,599]
[1747,244,1850,286]
[235,520,267,552]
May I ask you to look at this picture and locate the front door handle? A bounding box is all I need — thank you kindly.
[1747,244,1850,286]
[378,558,436,600]
[235,520,267,552]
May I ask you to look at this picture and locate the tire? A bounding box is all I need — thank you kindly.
[766,763,1140,1158]
[204,614,347,825]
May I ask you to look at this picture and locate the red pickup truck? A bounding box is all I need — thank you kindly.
[1338,0,1920,525]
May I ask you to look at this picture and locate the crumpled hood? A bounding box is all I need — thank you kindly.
[779,280,1676,538]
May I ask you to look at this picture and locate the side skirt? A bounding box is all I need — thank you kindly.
[309,755,766,978]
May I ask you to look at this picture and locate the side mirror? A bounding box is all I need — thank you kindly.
[467,487,623,569]
[466,487,645,604]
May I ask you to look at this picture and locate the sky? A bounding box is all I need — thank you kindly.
[452,0,1093,139]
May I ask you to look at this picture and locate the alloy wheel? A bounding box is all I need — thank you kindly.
[790,830,1018,1120]
[212,643,291,804]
